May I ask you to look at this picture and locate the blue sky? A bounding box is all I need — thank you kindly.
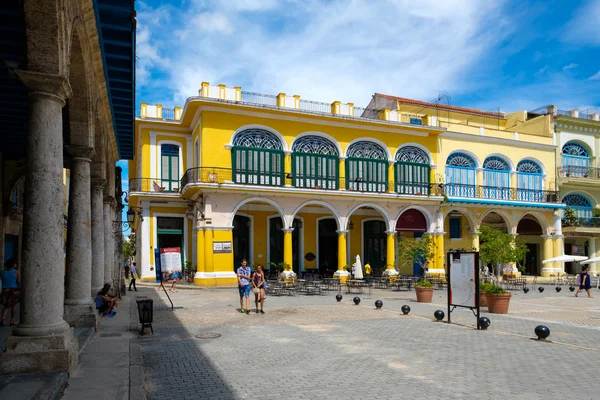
[120,0,600,219]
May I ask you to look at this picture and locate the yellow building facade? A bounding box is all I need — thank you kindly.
[129,84,565,286]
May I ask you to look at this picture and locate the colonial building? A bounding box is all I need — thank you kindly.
[0,0,136,374]
[527,106,600,275]
[129,83,565,287]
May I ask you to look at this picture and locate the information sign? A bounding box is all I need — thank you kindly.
[447,251,481,329]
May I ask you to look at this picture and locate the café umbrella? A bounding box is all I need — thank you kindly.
[353,255,364,280]
[581,257,600,265]
[542,255,588,264]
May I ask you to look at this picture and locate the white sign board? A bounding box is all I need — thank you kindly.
[449,252,476,308]
[159,247,182,281]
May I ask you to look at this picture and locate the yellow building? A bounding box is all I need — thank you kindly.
[129,84,565,286]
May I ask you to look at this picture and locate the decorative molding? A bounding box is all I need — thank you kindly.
[442,131,557,151]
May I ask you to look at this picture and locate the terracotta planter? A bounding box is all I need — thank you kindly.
[415,287,434,303]
[485,293,512,314]
[479,291,487,308]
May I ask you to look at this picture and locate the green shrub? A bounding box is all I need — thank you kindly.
[415,279,433,288]
[484,285,507,295]
[479,283,494,294]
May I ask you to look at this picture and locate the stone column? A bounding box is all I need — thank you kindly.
[64,147,97,328]
[588,238,597,276]
[471,232,479,251]
[282,228,294,276]
[91,179,105,295]
[384,231,398,275]
[0,71,77,375]
[333,230,349,282]
[103,197,114,285]
[541,235,554,277]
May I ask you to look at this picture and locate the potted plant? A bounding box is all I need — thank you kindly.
[397,234,437,276]
[479,283,494,307]
[483,284,512,314]
[563,207,577,227]
[479,226,528,277]
[414,279,434,302]
[184,261,196,284]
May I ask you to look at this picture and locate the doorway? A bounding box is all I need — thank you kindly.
[269,217,300,273]
[318,218,338,275]
[156,217,184,270]
[524,243,538,275]
[233,215,250,271]
[363,220,387,271]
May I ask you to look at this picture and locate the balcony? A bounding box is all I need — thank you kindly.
[446,183,559,203]
[557,166,600,180]
[179,167,445,196]
[563,217,600,228]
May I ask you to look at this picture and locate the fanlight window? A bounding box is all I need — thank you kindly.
[561,142,590,177]
[292,136,339,190]
[516,160,543,201]
[395,146,430,195]
[563,193,593,219]
[482,156,510,200]
[232,129,284,186]
[346,141,388,192]
[445,152,476,197]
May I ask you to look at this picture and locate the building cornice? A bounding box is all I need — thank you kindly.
[441,131,556,151]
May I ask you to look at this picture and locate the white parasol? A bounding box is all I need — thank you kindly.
[542,255,588,264]
[353,255,363,280]
[581,257,600,265]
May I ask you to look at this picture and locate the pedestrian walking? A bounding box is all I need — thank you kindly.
[252,264,266,314]
[237,259,252,314]
[129,261,139,291]
[575,266,593,298]
[1,258,20,326]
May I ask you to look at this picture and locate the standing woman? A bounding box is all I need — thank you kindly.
[252,264,266,314]
[575,266,593,298]
[1,258,20,326]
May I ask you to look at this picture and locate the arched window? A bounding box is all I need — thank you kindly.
[346,141,388,192]
[292,136,339,190]
[232,129,284,186]
[161,144,180,192]
[516,160,543,201]
[445,152,476,197]
[563,193,593,219]
[482,156,510,200]
[395,146,430,195]
[9,176,24,213]
[562,142,590,177]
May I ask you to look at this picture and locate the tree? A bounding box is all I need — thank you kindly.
[123,234,136,261]
[478,226,528,274]
[397,234,436,273]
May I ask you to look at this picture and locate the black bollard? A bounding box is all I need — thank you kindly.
[534,325,550,340]
[478,316,491,330]
[353,296,361,305]
[434,310,445,321]
[375,300,383,309]
[555,287,561,292]
[336,294,343,302]
[569,286,575,292]
[538,287,544,293]
[523,287,529,293]
[401,305,411,315]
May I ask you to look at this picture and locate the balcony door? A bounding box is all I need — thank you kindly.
[445,152,476,197]
[346,141,388,193]
[292,135,339,190]
[161,144,180,192]
[231,128,284,186]
[562,142,590,177]
[516,160,543,201]
[394,146,430,195]
[482,156,510,200]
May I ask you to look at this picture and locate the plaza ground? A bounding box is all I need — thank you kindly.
[134,283,599,400]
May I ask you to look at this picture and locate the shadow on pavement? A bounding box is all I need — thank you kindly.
[133,286,236,400]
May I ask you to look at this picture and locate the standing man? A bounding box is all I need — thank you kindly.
[364,262,372,283]
[129,261,139,292]
[237,259,252,314]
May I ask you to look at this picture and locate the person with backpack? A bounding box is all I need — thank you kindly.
[575,266,593,298]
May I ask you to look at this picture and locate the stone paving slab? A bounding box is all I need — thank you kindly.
[134,286,600,399]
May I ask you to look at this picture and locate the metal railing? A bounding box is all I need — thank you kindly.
[162,108,174,120]
[299,99,331,113]
[563,216,600,228]
[240,91,277,106]
[557,166,600,179]
[179,167,446,195]
[446,183,559,203]
[353,106,366,118]
[129,178,181,193]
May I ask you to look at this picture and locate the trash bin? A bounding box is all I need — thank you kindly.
[136,298,154,335]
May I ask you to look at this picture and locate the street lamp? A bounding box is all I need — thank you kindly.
[127,207,135,224]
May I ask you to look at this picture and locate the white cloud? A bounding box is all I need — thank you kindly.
[137,0,511,107]
[563,0,600,46]
[589,71,600,80]
[562,63,578,70]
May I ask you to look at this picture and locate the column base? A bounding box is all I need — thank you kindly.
[333,270,349,283]
[64,302,99,330]
[382,269,399,276]
[193,272,238,287]
[0,328,78,375]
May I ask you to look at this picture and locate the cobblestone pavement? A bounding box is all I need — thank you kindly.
[135,285,600,400]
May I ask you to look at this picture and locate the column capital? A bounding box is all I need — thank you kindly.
[15,70,72,104]
[470,232,479,237]
[385,230,396,235]
[91,178,107,190]
[66,145,95,160]
[103,195,115,206]
[282,228,294,233]
[336,230,349,235]
[553,234,564,239]
[284,150,293,156]
[541,235,553,239]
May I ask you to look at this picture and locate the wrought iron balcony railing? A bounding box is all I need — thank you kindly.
[563,216,600,228]
[557,166,600,180]
[179,167,445,196]
[446,183,559,203]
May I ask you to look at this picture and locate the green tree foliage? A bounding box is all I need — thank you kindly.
[397,234,436,271]
[123,234,136,260]
[478,226,528,272]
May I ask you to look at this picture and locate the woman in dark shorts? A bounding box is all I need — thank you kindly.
[252,264,266,314]
[1,258,20,326]
[575,266,593,298]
